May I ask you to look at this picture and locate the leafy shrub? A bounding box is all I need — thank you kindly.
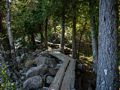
[0,64,16,90]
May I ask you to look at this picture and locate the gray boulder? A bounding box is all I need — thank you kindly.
[48,68,57,75]
[55,64,62,69]
[45,58,57,68]
[16,56,21,64]
[46,76,54,84]
[43,87,49,90]
[35,56,47,66]
[23,76,43,90]
[35,55,57,68]
[26,65,48,78]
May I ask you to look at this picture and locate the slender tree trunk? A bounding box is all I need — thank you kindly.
[89,0,98,73]
[6,0,16,63]
[0,40,5,63]
[72,0,77,59]
[6,0,19,80]
[53,19,56,33]
[0,1,10,59]
[39,24,44,43]
[0,2,2,48]
[45,18,48,49]
[61,5,65,53]
[0,8,2,32]
[40,32,44,43]
[96,0,119,90]
[30,33,36,49]
[77,23,86,59]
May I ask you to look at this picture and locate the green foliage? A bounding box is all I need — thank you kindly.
[0,64,16,90]
[0,0,99,53]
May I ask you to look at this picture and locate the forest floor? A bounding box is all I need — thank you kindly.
[14,44,97,90]
[2,42,119,90]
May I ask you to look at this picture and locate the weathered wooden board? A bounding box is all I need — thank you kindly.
[48,51,76,90]
[61,59,76,90]
[49,51,70,90]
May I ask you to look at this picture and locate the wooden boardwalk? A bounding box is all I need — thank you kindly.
[48,51,76,90]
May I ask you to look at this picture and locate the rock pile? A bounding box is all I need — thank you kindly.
[21,52,62,90]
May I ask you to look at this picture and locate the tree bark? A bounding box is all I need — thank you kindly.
[30,33,36,49]
[45,18,48,49]
[77,23,87,59]
[39,23,44,43]
[6,0,19,80]
[72,0,77,59]
[61,5,65,53]
[53,19,57,33]
[96,0,119,90]
[40,32,44,43]
[0,8,2,33]
[6,0,16,63]
[89,0,98,73]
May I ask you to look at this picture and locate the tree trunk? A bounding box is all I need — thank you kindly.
[53,19,57,33]
[6,0,16,63]
[72,0,77,59]
[39,24,44,43]
[89,0,98,73]
[61,5,65,53]
[6,0,19,80]
[77,23,87,59]
[45,18,48,49]
[30,33,36,49]
[96,0,119,90]
[0,8,2,32]
[40,32,44,43]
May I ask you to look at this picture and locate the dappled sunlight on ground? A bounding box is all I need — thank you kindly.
[79,55,93,70]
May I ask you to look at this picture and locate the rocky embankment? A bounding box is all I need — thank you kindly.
[16,50,63,90]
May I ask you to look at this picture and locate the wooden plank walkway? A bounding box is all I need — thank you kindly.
[48,51,76,90]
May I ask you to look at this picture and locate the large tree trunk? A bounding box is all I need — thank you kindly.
[61,5,65,53]
[72,0,77,59]
[89,0,98,73]
[96,0,119,90]
[45,18,48,49]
